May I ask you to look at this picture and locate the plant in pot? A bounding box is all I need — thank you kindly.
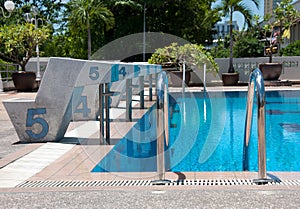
[148,43,219,87]
[216,0,259,86]
[259,0,300,81]
[0,22,50,91]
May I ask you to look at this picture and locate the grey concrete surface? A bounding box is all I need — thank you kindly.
[1,189,300,209]
[0,91,28,159]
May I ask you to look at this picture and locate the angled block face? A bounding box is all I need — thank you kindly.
[3,100,36,142]
[4,58,161,143]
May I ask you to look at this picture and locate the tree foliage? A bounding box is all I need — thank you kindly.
[280,40,300,56]
[106,0,219,45]
[148,43,219,73]
[262,0,300,62]
[0,23,50,70]
[67,0,115,59]
[1,0,222,61]
[233,26,264,58]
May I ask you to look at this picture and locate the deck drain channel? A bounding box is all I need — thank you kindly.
[16,179,300,188]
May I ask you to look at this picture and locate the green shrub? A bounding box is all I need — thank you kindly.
[280,40,300,56]
[148,43,219,73]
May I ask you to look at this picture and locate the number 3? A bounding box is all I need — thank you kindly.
[26,108,49,139]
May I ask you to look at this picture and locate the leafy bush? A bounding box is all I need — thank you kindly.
[148,43,219,73]
[0,23,50,71]
[280,40,300,56]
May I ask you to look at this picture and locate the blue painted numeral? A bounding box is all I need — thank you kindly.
[25,108,49,139]
[119,67,127,77]
[73,86,91,118]
[74,95,91,117]
[89,66,99,80]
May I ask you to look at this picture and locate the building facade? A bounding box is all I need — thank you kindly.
[264,0,283,15]
[213,21,239,40]
[287,0,300,44]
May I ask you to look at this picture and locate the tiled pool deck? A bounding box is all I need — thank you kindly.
[1,86,300,207]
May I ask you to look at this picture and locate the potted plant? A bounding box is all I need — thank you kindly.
[0,23,50,91]
[259,0,300,80]
[216,0,259,86]
[148,43,219,87]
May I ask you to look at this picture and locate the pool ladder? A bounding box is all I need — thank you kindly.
[243,68,274,184]
[152,71,171,185]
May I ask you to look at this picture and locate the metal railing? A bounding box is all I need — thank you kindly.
[152,71,171,185]
[0,63,19,82]
[243,68,274,185]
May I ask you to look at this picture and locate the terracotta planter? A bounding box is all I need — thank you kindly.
[258,63,282,81]
[163,68,191,87]
[12,71,38,92]
[222,72,239,86]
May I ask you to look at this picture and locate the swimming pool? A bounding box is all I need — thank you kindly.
[92,90,300,173]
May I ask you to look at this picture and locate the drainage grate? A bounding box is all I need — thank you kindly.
[16,179,300,188]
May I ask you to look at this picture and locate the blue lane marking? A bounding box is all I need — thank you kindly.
[134,65,140,77]
[111,64,119,82]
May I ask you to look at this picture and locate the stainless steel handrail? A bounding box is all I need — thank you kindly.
[243,68,273,184]
[152,71,171,185]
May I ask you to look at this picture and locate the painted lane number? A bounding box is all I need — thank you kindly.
[74,95,91,117]
[73,86,91,118]
[119,67,127,77]
[25,108,49,139]
[89,66,99,80]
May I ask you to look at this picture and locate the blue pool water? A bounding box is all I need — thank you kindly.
[92,90,300,172]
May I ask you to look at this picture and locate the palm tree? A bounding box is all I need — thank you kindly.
[68,0,115,59]
[216,0,259,73]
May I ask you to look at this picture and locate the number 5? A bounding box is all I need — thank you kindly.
[26,108,49,139]
[89,66,99,80]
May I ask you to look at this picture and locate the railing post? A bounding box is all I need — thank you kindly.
[126,79,132,122]
[244,68,274,185]
[149,74,153,101]
[99,83,111,145]
[152,71,171,185]
[139,75,144,109]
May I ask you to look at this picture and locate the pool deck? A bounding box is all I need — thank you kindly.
[1,85,300,208]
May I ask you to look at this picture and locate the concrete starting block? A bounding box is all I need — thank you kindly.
[3,58,161,143]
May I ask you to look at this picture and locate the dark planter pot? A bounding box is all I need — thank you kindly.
[258,63,282,81]
[222,72,239,86]
[163,68,191,87]
[12,71,38,92]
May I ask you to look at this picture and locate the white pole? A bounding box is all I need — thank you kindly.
[0,73,3,92]
[36,45,41,81]
[182,61,186,92]
[34,13,41,82]
[203,63,206,92]
[142,3,146,62]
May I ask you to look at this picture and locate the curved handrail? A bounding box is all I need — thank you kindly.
[153,71,170,185]
[243,68,272,184]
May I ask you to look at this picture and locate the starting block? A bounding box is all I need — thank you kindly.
[3,58,161,143]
